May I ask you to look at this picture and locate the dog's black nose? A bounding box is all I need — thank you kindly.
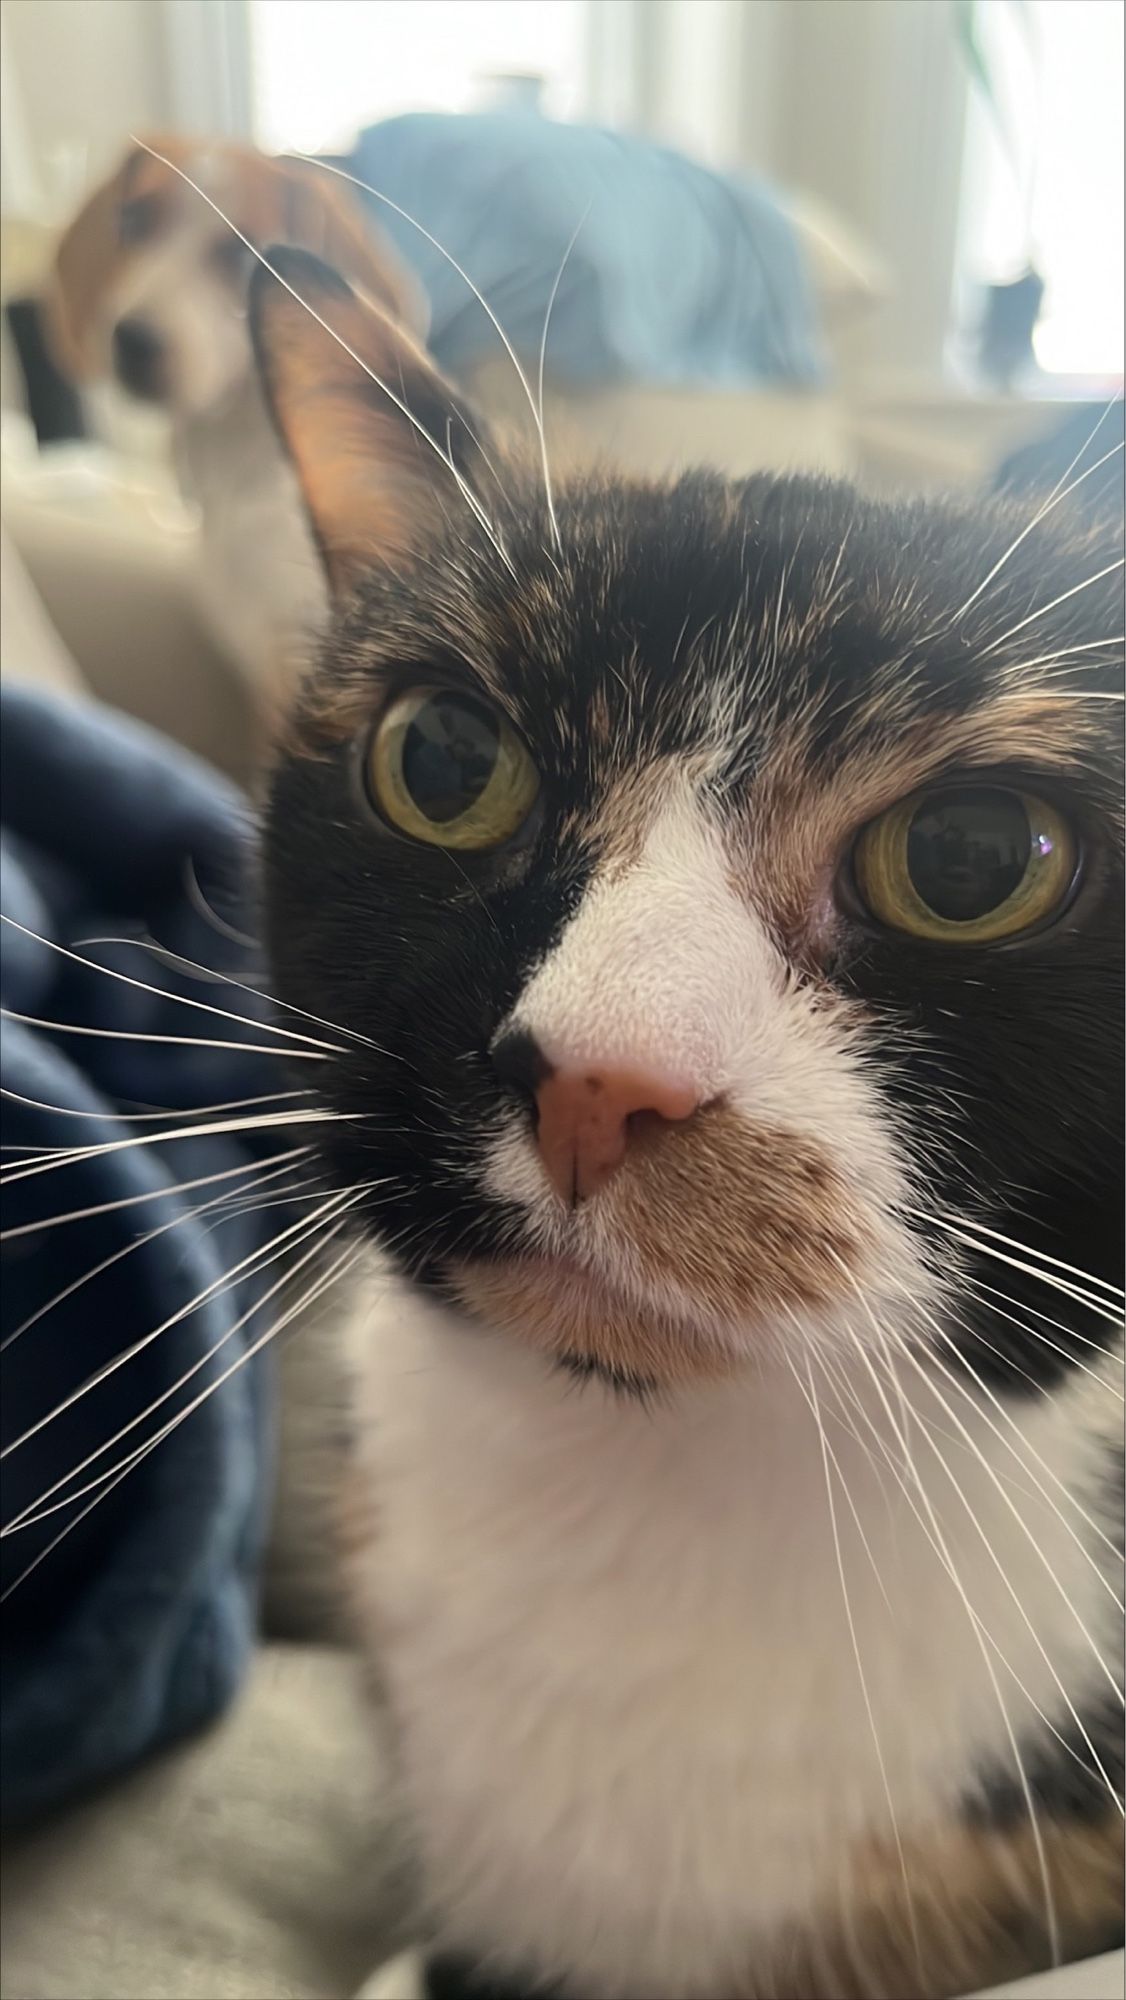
[112,317,166,399]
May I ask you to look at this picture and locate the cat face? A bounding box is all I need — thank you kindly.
[252,249,1123,1395]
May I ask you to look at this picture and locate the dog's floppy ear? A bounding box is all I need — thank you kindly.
[250,247,490,595]
[44,141,150,378]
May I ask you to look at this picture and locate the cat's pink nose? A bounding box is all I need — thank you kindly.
[532,1065,699,1205]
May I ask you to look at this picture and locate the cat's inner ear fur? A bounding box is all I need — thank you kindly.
[249,245,491,593]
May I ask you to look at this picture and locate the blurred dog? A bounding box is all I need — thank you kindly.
[44,135,427,727]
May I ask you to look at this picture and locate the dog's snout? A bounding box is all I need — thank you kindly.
[112,317,166,399]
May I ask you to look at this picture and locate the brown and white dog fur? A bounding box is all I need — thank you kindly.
[43,135,427,738]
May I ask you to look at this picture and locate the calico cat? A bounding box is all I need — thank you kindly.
[248,246,1124,2000]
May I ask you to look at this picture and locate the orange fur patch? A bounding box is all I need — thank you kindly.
[450,1109,866,1384]
[745,1808,1126,2000]
[738,695,1114,946]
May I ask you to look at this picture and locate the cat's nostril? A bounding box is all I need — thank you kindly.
[534,1066,701,1206]
[490,1026,554,1109]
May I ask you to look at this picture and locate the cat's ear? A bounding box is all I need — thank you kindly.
[249,246,490,594]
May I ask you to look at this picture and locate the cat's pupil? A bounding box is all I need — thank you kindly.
[907,787,1030,922]
[401,694,500,824]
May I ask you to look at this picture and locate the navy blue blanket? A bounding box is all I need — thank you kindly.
[348,112,823,389]
[1,687,291,1826]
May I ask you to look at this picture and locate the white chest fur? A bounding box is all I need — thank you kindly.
[349,1275,1111,2000]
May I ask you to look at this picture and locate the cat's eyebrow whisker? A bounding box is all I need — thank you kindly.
[131,140,517,581]
[2,1187,372,1527]
[0,1107,357,1187]
[0,1183,367,1468]
[0,1142,313,1242]
[829,1329,1124,1822]
[952,427,1125,627]
[912,1209,1124,1301]
[0,916,344,1053]
[788,1348,921,1972]
[0,1236,365,1602]
[294,150,569,557]
[0,1008,330,1063]
[979,556,1126,657]
[0,1151,315,1351]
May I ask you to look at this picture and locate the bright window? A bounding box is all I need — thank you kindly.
[247,0,589,156]
[957,0,1124,381]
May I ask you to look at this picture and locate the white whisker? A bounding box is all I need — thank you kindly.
[797,1351,921,1968]
[0,1143,313,1242]
[1,1184,365,1466]
[296,151,569,555]
[536,206,590,556]
[956,1285,1124,1402]
[931,1313,1125,1584]
[0,1152,314,1352]
[0,1238,364,1602]
[965,1272,1125,1362]
[79,933,410,1064]
[0,1107,356,1186]
[828,1332,1123,1821]
[2,1190,370,1529]
[0,916,343,1052]
[921,1223,1124,1326]
[953,428,1124,626]
[0,1084,313,1128]
[879,1305,1124,1708]
[0,1009,328,1063]
[981,558,1125,656]
[916,1209,1124,1301]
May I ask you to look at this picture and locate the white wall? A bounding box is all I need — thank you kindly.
[2,0,170,217]
[1,0,969,386]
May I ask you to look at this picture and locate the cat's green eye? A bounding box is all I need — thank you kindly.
[367,687,539,850]
[853,785,1077,943]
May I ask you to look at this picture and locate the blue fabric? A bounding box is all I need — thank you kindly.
[347,113,824,388]
[0,687,288,1827]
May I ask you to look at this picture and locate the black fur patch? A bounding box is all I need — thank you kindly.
[265,468,1123,1401]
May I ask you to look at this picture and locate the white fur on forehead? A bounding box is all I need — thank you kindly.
[510,787,750,1091]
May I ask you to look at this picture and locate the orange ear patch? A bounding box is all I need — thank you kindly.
[250,246,491,593]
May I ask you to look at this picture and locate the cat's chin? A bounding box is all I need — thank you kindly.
[445,1251,751,1388]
